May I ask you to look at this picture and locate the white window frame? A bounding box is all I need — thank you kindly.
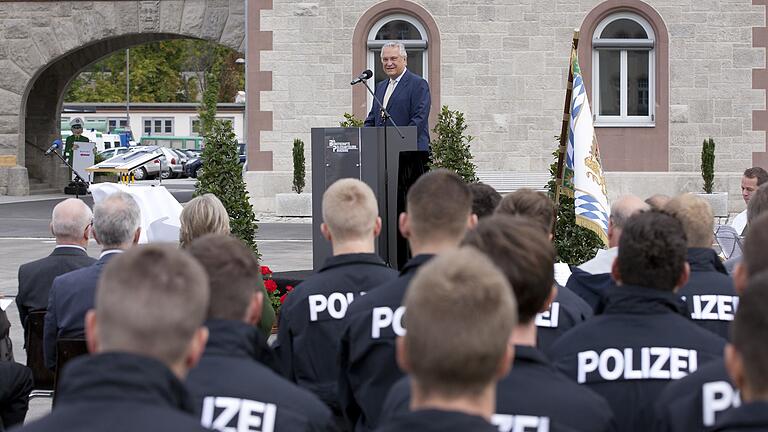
[592,12,655,127]
[107,117,129,132]
[190,116,235,136]
[366,14,428,113]
[142,117,174,136]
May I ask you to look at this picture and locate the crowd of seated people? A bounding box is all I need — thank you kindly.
[4,167,768,432]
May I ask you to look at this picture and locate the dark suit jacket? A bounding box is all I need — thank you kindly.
[43,253,119,370]
[364,68,431,151]
[17,247,96,342]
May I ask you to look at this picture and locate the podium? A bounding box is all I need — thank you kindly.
[311,126,429,270]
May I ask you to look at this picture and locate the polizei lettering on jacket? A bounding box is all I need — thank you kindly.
[688,295,739,321]
[308,291,365,322]
[702,381,741,426]
[492,414,550,432]
[534,302,560,328]
[576,347,698,383]
[371,306,406,339]
[201,396,277,432]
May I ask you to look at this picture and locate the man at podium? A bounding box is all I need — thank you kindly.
[364,41,431,151]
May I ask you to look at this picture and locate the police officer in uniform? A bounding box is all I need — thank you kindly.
[381,217,616,432]
[187,235,335,432]
[652,212,768,432]
[64,117,89,166]
[337,170,475,431]
[666,194,737,340]
[547,211,727,432]
[375,248,517,432]
[274,179,397,423]
[709,272,768,431]
[494,189,594,351]
[16,245,212,432]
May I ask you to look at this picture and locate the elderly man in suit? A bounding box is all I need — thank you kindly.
[17,199,96,345]
[364,41,431,151]
[43,192,141,370]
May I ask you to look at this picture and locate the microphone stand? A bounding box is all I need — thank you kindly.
[48,148,88,199]
[360,78,405,266]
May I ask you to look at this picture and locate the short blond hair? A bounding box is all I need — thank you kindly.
[179,194,230,247]
[322,178,379,243]
[96,245,209,365]
[665,193,713,248]
[404,247,517,398]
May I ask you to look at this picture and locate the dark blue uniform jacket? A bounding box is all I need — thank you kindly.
[381,345,615,432]
[374,409,497,432]
[547,284,727,432]
[274,253,396,411]
[710,401,768,432]
[15,352,209,432]
[536,284,593,351]
[653,358,739,432]
[186,319,336,432]
[338,254,433,432]
[678,248,738,340]
[565,267,613,312]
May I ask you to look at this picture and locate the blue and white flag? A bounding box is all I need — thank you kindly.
[566,53,610,246]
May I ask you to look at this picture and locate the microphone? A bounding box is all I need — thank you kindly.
[350,69,373,85]
[45,139,62,156]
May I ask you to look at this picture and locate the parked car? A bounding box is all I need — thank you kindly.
[184,144,246,178]
[98,147,130,161]
[95,146,168,181]
[157,147,186,179]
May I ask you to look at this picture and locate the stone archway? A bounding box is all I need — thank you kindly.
[0,0,273,195]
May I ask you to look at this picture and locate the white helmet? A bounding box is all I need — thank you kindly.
[70,117,84,128]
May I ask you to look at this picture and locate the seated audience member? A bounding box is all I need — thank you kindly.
[468,183,502,219]
[179,193,274,338]
[730,167,768,235]
[43,192,140,370]
[548,211,727,432]
[17,198,95,346]
[709,272,768,431]
[565,195,649,310]
[338,170,475,432]
[382,216,615,432]
[666,194,737,339]
[725,182,768,273]
[495,189,593,350]
[274,179,397,416]
[17,245,211,431]
[645,194,671,210]
[0,362,33,429]
[653,212,768,432]
[186,235,335,431]
[375,247,517,432]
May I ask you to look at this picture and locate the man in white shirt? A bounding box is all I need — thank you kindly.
[730,167,768,234]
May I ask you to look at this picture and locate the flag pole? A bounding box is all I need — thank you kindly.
[554,29,580,208]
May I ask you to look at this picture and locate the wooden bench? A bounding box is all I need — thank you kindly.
[475,171,551,193]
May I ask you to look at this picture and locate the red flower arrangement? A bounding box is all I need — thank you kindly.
[261,265,294,312]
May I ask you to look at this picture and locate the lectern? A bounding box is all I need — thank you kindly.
[311,126,429,270]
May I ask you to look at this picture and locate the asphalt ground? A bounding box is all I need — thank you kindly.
[0,179,313,424]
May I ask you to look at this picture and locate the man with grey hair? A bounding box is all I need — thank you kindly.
[18,245,211,432]
[17,199,96,344]
[43,192,141,370]
[364,41,431,151]
[565,195,650,310]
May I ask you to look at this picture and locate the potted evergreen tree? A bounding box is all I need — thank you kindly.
[695,138,728,217]
[429,106,479,183]
[275,138,311,216]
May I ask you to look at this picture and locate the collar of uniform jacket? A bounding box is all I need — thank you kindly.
[55,351,196,414]
[601,283,688,316]
[399,254,435,276]
[319,253,390,273]
[687,247,729,275]
[203,319,266,360]
[513,345,554,367]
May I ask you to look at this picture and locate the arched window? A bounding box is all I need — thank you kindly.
[366,14,428,112]
[592,13,655,126]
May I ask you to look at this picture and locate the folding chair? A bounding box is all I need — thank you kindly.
[25,311,54,400]
[52,338,89,406]
[714,225,743,260]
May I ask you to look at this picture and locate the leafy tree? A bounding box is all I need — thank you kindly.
[292,138,306,194]
[701,138,715,193]
[339,112,364,128]
[547,147,603,265]
[429,105,478,183]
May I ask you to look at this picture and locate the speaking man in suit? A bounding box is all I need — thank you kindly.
[43,192,141,370]
[364,41,431,151]
[17,199,96,344]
